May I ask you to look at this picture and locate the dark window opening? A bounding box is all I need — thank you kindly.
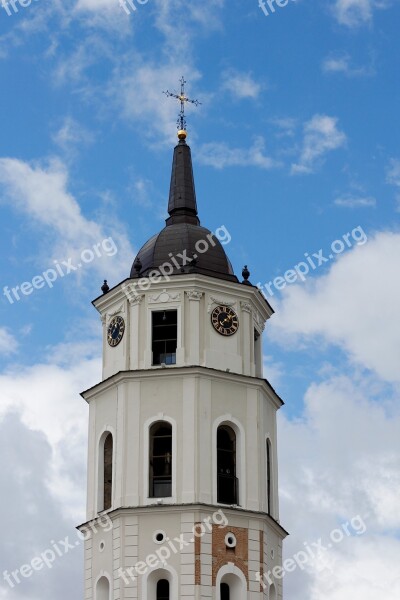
[254,328,262,376]
[217,426,238,504]
[267,439,272,515]
[103,433,113,511]
[152,311,177,366]
[157,579,170,600]
[150,422,172,498]
[221,582,230,600]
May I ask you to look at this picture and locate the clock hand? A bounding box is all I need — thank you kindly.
[221,315,233,325]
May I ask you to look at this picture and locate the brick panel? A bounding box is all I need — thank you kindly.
[211,524,249,588]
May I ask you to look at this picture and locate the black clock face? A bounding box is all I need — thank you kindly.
[107,316,125,347]
[211,305,239,336]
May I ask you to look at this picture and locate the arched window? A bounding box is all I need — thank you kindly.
[220,582,230,600]
[145,567,177,600]
[266,439,272,516]
[150,422,172,498]
[103,433,113,511]
[157,579,170,600]
[96,576,110,600]
[269,583,277,600]
[217,425,238,504]
[98,432,113,512]
[217,568,246,600]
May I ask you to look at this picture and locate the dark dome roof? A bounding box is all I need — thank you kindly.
[130,137,238,283]
[131,222,236,282]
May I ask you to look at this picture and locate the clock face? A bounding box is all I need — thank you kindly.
[107,316,125,347]
[211,305,239,337]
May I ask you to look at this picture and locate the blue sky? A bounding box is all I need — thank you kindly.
[0,1,399,599]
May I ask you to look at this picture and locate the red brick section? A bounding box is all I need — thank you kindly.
[212,525,249,589]
[195,524,201,585]
[260,530,264,592]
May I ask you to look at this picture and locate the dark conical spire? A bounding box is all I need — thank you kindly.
[129,129,238,283]
[166,135,200,227]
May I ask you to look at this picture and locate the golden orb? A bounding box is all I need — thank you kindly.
[177,129,187,140]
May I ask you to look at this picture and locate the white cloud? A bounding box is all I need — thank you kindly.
[197,136,281,170]
[386,158,400,187]
[52,116,94,154]
[386,160,400,211]
[322,53,374,77]
[334,195,376,208]
[269,231,400,383]
[0,328,18,356]
[104,1,228,142]
[75,0,118,9]
[110,63,202,144]
[332,0,389,28]
[52,33,118,86]
[279,373,400,599]
[0,413,84,599]
[222,69,262,100]
[0,157,100,242]
[291,115,347,175]
[0,157,133,280]
[263,355,284,389]
[271,117,297,138]
[132,177,153,208]
[0,346,101,521]
[153,0,225,49]
[72,0,134,34]
[307,538,400,600]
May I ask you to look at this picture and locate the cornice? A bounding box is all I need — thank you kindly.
[92,274,274,320]
[81,365,283,409]
[77,502,289,540]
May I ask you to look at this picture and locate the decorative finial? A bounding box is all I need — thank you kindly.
[133,257,142,278]
[101,280,110,294]
[163,76,201,138]
[242,265,252,286]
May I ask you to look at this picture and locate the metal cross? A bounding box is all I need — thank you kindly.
[163,76,201,132]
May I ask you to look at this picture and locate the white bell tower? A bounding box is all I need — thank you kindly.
[78,128,287,600]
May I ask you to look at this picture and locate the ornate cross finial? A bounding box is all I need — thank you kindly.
[163,76,201,136]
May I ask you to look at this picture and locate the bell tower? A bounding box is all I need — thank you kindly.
[78,122,287,600]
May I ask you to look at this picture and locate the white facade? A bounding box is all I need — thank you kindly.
[79,274,287,599]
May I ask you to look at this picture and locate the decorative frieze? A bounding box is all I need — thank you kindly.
[253,308,266,332]
[240,301,252,314]
[208,296,236,313]
[121,283,144,306]
[149,289,181,304]
[186,290,203,301]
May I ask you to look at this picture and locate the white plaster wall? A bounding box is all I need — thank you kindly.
[84,370,281,518]
[95,275,272,382]
[82,273,286,600]
[83,507,284,600]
